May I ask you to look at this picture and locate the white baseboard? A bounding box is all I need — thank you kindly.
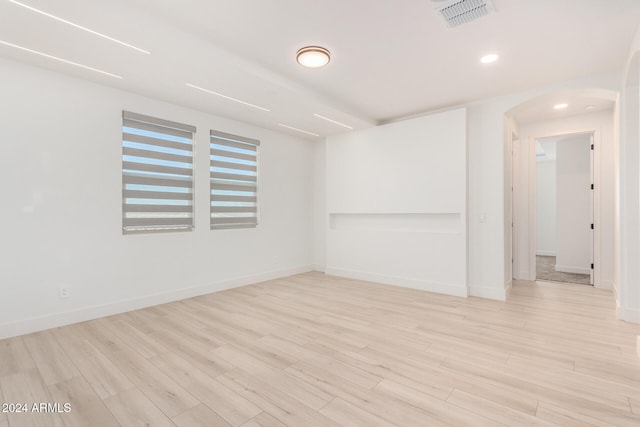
[614,279,639,324]
[313,264,326,273]
[614,280,638,324]
[595,280,613,290]
[325,267,468,298]
[505,280,513,299]
[618,305,640,324]
[536,251,556,256]
[0,265,314,340]
[514,270,531,281]
[555,264,591,275]
[469,284,509,301]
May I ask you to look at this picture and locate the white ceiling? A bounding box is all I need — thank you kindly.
[514,94,615,125]
[1,0,638,139]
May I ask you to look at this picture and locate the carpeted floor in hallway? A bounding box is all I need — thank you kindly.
[536,255,591,285]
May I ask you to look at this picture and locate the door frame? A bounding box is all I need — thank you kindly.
[523,128,602,287]
[511,133,519,283]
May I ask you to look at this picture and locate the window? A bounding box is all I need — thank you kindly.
[122,111,196,234]
[210,130,259,229]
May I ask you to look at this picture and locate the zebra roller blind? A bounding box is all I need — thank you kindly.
[210,130,259,229]
[122,111,196,234]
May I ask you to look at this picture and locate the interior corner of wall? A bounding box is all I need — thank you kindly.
[595,280,613,291]
[505,279,513,298]
[313,264,326,273]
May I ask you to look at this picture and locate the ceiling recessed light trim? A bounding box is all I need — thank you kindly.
[186,83,271,112]
[313,113,353,129]
[0,40,122,78]
[8,0,150,54]
[554,103,569,110]
[278,123,320,137]
[296,46,331,68]
[480,53,499,64]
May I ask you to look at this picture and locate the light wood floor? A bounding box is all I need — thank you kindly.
[1,272,639,427]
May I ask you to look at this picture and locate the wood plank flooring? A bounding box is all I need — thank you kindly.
[1,272,639,426]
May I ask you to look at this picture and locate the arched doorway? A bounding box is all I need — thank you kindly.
[504,88,618,291]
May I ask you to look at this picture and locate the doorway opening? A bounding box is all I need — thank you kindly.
[534,133,594,285]
[506,87,617,294]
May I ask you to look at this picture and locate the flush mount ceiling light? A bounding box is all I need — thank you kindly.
[8,0,150,54]
[0,40,122,78]
[296,46,330,68]
[480,53,499,64]
[554,103,569,109]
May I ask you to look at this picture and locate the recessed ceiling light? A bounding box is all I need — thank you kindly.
[554,103,569,109]
[313,113,353,129]
[480,53,499,64]
[296,46,331,68]
[0,40,122,78]
[186,83,270,112]
[278,123,320,137]
[8,0,150,54]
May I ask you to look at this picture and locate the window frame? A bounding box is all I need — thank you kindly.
[122,111,196,235]
[210,130,260,230]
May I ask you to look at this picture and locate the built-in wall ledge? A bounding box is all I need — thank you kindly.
[329,212,462,233]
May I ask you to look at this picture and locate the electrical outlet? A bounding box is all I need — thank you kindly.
[59,286,70,299]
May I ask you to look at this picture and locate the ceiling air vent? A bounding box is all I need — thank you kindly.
[436,0,495,29]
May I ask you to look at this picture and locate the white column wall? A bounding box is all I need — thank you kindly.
[619,24,640,322]
[324,109,468,296]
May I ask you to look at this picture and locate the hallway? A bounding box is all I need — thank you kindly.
[536,255,591,285]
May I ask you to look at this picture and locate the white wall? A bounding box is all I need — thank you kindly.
[324,109,468,296]
[504,118,519,292]
[536,159,557,256]
[619,24,640,322]
[0,58,315,339]
[312,140,326,271]
[468,98,519,299]
[515,110,615,287]
[555,135,591,274]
